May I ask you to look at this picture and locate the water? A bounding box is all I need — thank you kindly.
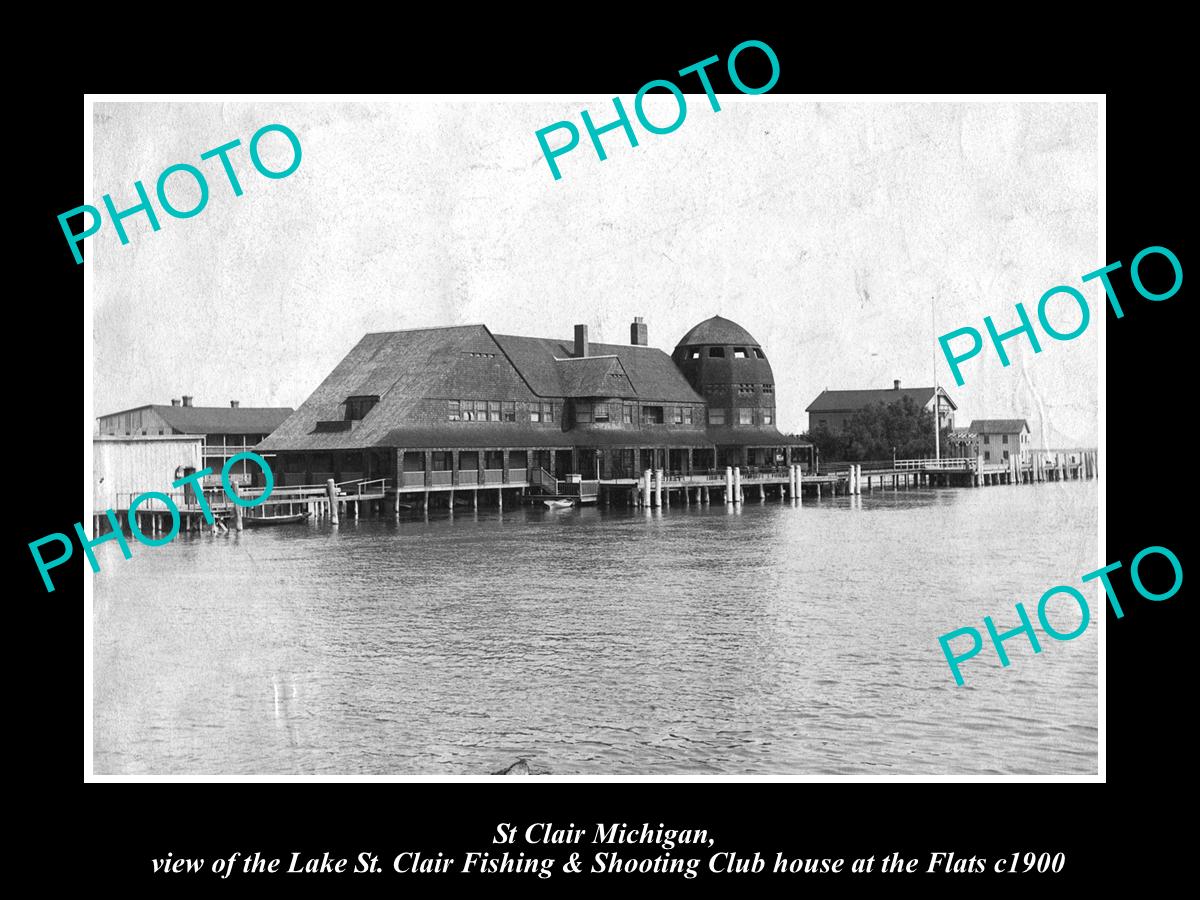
[92,482,1098,775]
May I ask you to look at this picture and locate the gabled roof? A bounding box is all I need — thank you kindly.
[969,419,1030,434]
[259,325,705,452]
[491,334,702,402]
[805,386,957,413]
[554,355,637,399]
[100,404,294,434]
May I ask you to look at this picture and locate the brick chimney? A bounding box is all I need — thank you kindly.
[630,316,647,346]
[171,398,181,407]
[182,395,194,407]
[893,379,901,390]
[230,400,240,408]
[574,324,589,358]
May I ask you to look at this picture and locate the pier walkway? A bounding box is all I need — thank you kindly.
[94,449,1098,533]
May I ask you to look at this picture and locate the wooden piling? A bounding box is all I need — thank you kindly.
[325,479,339,524]
[724,467,733,504]
[654,469,663,508]
[232,484,244,532]
[732,467,742,505]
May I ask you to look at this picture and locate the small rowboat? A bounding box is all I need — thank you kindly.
[543,499,575,509]
[245,511,312,527]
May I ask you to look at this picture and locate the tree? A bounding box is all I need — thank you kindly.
[805,396,940,463]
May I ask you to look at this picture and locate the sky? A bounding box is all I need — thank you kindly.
[92,99,1098,446]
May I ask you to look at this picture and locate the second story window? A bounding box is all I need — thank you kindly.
[738,408,754,425]
[576,403,592,424]
[683,407,693,425]
[593,403,609,423]
[1002,434,1009,444]
[503,401,516,422]
[448,400,461,421]
[623,403,634,424]
[709,409,726,425]
[642,405,664,425]
[673,406,684,425]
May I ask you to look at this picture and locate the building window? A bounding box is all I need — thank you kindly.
[754,348,766,359]
[738,408,754,425]
[488,401,501,422]
[462,400,475,421]
[576,402,592,424]
[448,400,461,421]
[762,384,774,394]
[985,451,991,461]
[642,405,664,424]
[547,402,558,423]
[682,406,693,425]
[738,384,755,395]
[762,409,773,426]
[623,403,634,424]
[709,409,726,425]
[530,403,541,423]
[1002,434,1009,444]
[983,435,990,445]
[706,383,727,395]
[734,347,748,359]
[345,395,379,420]
[673,406,684,425]
[689,350,700,360]
[708,346,725,358]
[502,401,516,422]
[819,419,828,428]
[593,403,609,423]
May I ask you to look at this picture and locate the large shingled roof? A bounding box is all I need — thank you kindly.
[675,315,761,348]
[491,334,702,402]
[260,325,705,452]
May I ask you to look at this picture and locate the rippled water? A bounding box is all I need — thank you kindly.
[92,481,1098,775]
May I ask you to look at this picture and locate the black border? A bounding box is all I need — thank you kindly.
[26,27,1189,893]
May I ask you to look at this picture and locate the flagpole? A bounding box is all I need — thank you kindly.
[933,296,940,461]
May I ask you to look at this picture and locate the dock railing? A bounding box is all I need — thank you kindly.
[336,477,391,498]
[532,468,559,493]
[894,458,972,471]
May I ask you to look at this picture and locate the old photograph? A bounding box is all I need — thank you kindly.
[87,98,1099,775]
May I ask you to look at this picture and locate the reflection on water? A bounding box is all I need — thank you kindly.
[93,482,1098,775]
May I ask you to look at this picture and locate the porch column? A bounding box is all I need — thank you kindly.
[686,448,693,476]
[423,451,432,487]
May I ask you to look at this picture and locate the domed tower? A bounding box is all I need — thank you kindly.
[673,315,782,468]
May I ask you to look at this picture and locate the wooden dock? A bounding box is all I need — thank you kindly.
[92,449,1098,534]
